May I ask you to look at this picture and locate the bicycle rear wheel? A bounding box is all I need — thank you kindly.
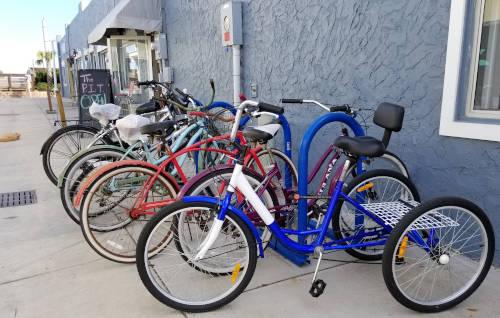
[382,197,494,312]
[136,201,257,313]
[332,169,420,260]
[365,151,410,178]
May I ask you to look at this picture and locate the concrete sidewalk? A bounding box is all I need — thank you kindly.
[0,97,499,318]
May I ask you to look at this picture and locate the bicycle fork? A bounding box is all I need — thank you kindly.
[193,164,243,261]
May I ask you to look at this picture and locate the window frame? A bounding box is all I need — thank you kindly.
[440,0,500,141]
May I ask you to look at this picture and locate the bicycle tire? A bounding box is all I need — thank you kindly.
[136,200,257,313]
[60,148,135,225]
[42,125,111,185]
[382,197,495,312]
[80,165,178,263]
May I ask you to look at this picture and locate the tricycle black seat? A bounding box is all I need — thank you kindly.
[334,136,385,158]
[136,100,161,115]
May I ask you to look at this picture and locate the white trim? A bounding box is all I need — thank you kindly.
[440,0,500,142]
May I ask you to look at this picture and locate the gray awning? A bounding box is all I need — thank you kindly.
[88,0,162,45]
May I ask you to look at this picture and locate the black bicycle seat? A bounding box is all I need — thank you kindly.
[334,136,385,158]
[136,100,161,115]
[140,121,176,136]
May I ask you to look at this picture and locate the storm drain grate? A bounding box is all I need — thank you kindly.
[0,190,37,208]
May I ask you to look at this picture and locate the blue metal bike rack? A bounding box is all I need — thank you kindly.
[278,114,293,188]
[270,112,365,266]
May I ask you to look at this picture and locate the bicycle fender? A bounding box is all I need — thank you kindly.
[182,196,265,257]
[72,160,180,208]
[56,145,138,187]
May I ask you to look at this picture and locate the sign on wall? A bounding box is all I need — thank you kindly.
[77,69,113,126]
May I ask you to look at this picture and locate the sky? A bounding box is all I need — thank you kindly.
[0,0,82,74]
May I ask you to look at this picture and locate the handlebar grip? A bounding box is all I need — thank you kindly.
[175,87,189,98]
[257,102,284,115]
[137,80,160,86]
[210,79,215,90]
[330,105,351,113]
[280,99,303,104]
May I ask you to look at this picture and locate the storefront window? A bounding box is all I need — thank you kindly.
[97,49,107,69]
[469,0,500,117]
[109,37,152,103]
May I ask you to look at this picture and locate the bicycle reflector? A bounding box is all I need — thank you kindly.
[231,263,241,284]
[357,182,374,192]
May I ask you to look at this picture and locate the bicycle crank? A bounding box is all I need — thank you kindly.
[309,246,327,297]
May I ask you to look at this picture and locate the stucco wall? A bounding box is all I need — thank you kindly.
[164,0,500,263]
[58,0,117,97]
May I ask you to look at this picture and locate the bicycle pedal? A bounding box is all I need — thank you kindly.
[309,279,326,297]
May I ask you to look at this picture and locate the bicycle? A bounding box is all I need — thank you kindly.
[41,81,184,185]
[180,99,413,260]
[136,100,495,313]
[73,111,285,263]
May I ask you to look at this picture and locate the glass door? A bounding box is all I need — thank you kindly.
[109,36,153,104]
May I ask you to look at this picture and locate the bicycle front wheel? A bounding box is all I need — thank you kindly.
[137,201,257,313]
[382,197,495,312]
[60,148,133,225]
[42,125,108,185]
[80,165,178,263]
[182,166,281,250]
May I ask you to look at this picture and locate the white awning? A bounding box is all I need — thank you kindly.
[88,0,162,45]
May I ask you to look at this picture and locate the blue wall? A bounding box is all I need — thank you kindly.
[164,0,500,263]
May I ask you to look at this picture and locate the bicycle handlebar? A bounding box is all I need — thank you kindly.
[137,80,159,86]
[175,87,189,99]
[281,98,354,114]
[257,102,284,115]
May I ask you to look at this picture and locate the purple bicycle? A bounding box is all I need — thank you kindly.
[179,99,413,259]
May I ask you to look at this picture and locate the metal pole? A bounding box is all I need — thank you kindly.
[51,41,58,92]
[52,40,66,127]
[232,45,241,106]
[42,17,54,113]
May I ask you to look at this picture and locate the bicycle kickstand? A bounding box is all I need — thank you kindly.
[309,247,326,297]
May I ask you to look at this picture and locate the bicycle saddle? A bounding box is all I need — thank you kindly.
[136,100,161,115]
[140,121,177,136]
[89,103,121,125]
[242,124,281,143]
[334,136,385,158]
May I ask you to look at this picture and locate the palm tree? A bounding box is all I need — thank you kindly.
[35,51,54,67]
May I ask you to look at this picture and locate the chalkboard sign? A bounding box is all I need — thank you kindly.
[77,69,113,127]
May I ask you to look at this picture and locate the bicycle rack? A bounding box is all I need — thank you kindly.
[269,112,365,266]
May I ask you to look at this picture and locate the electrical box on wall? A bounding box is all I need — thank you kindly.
[154,33,168,60]
[220,1,243,47]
